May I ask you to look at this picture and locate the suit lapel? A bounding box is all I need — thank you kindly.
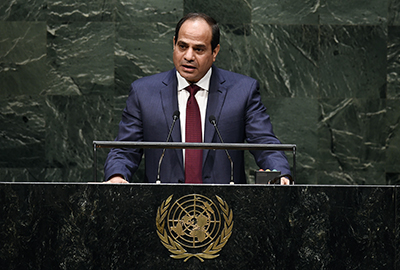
[160,69,183,169]
[203,67,227,163]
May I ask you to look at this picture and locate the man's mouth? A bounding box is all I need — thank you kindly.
[182,64,196,71]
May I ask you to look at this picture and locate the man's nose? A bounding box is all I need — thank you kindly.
[184,48,195,61]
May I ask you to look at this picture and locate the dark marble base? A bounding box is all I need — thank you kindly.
[0,183,398,269]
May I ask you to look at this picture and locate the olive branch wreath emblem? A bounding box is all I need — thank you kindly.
[156,194,234,262]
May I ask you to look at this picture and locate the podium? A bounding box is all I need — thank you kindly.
[0,183,397,269]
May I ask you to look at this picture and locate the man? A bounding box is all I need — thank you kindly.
[104,13,291,184]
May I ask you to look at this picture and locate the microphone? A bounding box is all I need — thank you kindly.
[209,115,234,185]
[156,110,180,183]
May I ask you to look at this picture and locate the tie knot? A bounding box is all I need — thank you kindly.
[186,84,200,96]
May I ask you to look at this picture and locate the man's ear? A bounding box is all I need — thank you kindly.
[212,44,220,62]
[173,36,176,49]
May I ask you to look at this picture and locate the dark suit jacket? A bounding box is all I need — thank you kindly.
[104,65,291,184]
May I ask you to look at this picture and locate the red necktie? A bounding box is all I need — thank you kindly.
[185,84,203,183]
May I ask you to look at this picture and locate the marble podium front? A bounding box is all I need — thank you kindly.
[0,183,398,269]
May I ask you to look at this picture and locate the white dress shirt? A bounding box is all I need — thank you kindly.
[177,68,212,158]
[177,68,212,142]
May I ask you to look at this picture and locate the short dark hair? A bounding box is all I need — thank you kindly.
[174,13,220,51]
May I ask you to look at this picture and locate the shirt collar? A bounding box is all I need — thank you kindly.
[176,67,212,91]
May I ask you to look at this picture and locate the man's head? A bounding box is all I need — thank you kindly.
[173,13,220,83]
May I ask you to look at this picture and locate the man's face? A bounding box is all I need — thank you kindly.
[173,19,220,83]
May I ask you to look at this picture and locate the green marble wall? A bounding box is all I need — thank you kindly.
[1,0,399,184]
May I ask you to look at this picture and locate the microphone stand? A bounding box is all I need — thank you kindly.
[156,111,180,183]
[209,115,234,185]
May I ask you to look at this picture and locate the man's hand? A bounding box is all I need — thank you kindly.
[104,175,129,184]
[259,169,292,185]
[280,177,290,185]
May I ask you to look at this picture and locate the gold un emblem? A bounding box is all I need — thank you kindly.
[156,194,233,262]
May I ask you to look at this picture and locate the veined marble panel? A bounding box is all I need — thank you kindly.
[389,0,400,25]
[252,0,319,24]
[44,95,114,175]
[0,167,95,182]
[0,22,47,97]
[45,22,114,95]
[318,0,387,25]
[387,173,400,185]
[265,98,319,184]
[319,25,387,98]
[248,24,319,98]
[114,0,182,23]
[0,96,45,168]
[216,24,250,76]
[184,0,251,24]
[252,0,387,25]
[0,0,47,21]
[318,98,387,184]
[388,26,400,99]
[114,22,175,95]
[245,98,318,184]
[0,168,47,182]
[386,99,400,173]
[47,0,114,22]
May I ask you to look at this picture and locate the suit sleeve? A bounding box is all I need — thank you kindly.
[104,83,144,181]
[244,80,291,175]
